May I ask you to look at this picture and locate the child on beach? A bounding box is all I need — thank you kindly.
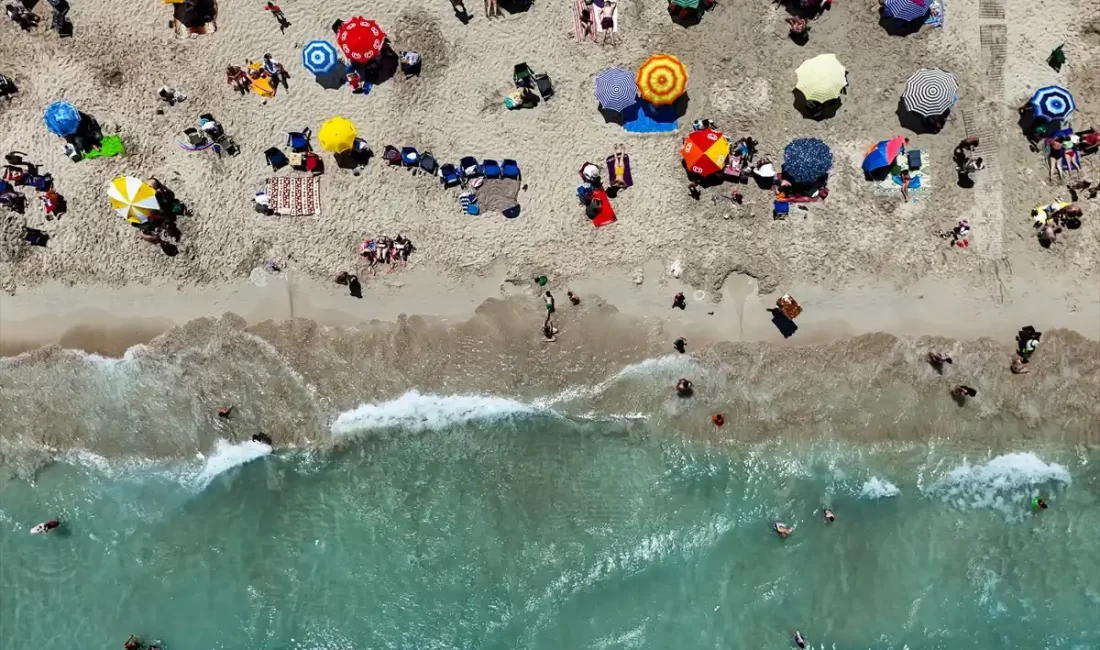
[264,2,290,32]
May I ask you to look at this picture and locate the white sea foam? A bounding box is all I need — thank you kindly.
[533,354,700,407]
[331,390,546,435]
[191,440,272,491]
[859,477,901,499]
[923,452,1071,515]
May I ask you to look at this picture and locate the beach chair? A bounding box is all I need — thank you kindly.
[438,163,461,187]
[773,200,790,220]
[286,128,311,153]
[907,150,922,170]
[182,128,209,147]
[264,147,289,171]
[480,159,502,178]
[534,73,554,100]
[501,159,521,180]
[459,156,480,182]
[382,145,401,165]
[23,227,48,247]
[22,173,52,192]
[400,147,420,167]
[419,150,438,175]
[513,63,535,88]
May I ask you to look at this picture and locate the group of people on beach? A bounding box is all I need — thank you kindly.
[537,283,583,342]
[358,234,415,272]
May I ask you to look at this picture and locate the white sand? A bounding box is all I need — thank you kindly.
[0,0,1098,338]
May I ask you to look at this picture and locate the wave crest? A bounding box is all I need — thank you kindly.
[331,390,547,435]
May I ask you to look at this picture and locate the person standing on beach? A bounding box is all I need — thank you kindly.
[672,292,686,310]
[544,291,555,315]
[264,2,290,32]
[951,385,978,404]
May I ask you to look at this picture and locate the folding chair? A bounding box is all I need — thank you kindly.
[438,163,460,187]
[286,128,311,152]
[773,200,790,220]
[265,147,289,171]
[480,159,502,178]
[400,147,420,167]
[501,159,521,180]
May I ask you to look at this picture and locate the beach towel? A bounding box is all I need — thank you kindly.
[572,0,596,41]
[622,103,678,134]
[589,189,616,227]
[606,153,633,188]
[265,176,320,216]
[473,178,521,214]
[925,0,944,27]
[251,76,275,98]
[82,135,125,159]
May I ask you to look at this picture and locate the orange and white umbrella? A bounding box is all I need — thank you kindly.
[107,176,159,224]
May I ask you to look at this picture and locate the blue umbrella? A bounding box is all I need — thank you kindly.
[302,40,340,76]
[883,0,929,21]
[594,68,639,113]
[1029,85,1075,121]
[783,138,833,183]
[43,100,81,137]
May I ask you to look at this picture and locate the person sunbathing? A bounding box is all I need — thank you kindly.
[225,66,250,94]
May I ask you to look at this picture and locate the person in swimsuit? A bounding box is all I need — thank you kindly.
[823,508,835,523]
[567,291,581,306]
[544,291,555,314]
[794,630,807,649]
[928,352,953,372]
[124,635,141,650]
[672,292,686,310]
[1032,496,1048,511]
[1048,139,1065,180]
[774,522,793,538]
[676,378,693,398]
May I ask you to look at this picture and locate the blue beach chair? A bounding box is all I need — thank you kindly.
[501,159,521,180]
[458,156,480,184]
[400,146,420,167]
[286,128,311,153]
[773,200,789,220]
[438,163,460,187]
[480,159,502,178]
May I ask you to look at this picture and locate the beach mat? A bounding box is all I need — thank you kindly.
[622,103,678,134]
[590,189,616,227]
[474,178,520,214]
[572,0,594,41]
[266,176,320,216]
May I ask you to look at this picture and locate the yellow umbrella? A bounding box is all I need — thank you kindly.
[637,54,688,106]
[107,176,159,224]
[795,54,847,103]
[318,116,358,153]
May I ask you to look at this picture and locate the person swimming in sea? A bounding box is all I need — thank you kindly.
[30,520,60,534]
[676,378,693,398]
[1032,496,1048,511]
[774,522,793,538]
[793,630,807,649]
[252,432,273,445]
[823,508,835,523]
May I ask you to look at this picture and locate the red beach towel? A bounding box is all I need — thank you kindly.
[265,176,320,216]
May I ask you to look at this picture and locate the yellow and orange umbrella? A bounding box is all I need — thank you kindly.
[681,129,730,176]
[637,54,687,106]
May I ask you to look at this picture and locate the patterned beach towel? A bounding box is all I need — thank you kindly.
[572,0,595,41]
[266,176,320,216]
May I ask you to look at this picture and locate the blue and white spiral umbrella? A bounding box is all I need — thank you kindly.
[594,68,639,113]
[883,0,929,21]
[302,40,340,76]
[1029,85,1075,122]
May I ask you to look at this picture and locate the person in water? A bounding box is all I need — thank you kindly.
[928,352,953,372]
[672,292,687,310]
[676,378,693,397]
[1032,496,1048,511]
[31,520,61,534]
[951,385,978,403]
[218,406,233,419]
[774,522,793,538]
[794,630,807,649]
[542,320,558,342]
[124,635,141,650]
[823,508,835,523]
[567,290,580,306]
[252,432,273,445]
[673,337,687,354]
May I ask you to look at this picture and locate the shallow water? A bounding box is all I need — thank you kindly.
[2,413,1096,650]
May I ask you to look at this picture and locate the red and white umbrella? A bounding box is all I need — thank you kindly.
[336,17,386,64]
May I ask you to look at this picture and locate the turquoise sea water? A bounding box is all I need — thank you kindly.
[1,410,1096,650]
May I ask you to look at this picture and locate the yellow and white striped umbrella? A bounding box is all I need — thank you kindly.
[107,176,159,224]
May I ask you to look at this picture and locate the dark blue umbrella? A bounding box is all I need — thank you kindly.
[594,68,639,113]
[883,0,929,21]
[1029,85,1075,122]
[783,138,833,183]
[302,40,340,76]
[44,100,81,137]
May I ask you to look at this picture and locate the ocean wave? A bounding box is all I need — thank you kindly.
[191,440,272,491]
[60,440,272,492]
[330,390,550,435]
[859,477,901,499]
[533,354,700,407]
[922,453,1071,516]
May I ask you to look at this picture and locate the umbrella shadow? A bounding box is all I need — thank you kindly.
[896,98,945,134]
[793,89,841,121]
[315,62,348,90]
[498,0,533,14]
[878,10,925,36]
[864,166,892,182]
[599,106,627,125]
[681,161,725,188]
[778,0,830,18]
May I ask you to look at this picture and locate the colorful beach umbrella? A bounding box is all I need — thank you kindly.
[302,40,339,75]
[882,0,929,21]
[681,129,730,176]
[637,54,687,106]
[902,68,958,117]
[318,116,358,153]
[43,100,81,137]
[783,138,833,184]
[862,137,907,172]
[1030,85,1075,121]
[794,54,847,103]
[107,176,160,224]
[335,17,386,64]
[594,68,639,113]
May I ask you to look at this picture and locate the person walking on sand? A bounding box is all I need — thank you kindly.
[264,2,290,32]
[544,291,555,315]
[484,0,498,17]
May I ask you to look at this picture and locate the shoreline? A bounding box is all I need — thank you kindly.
[2,267,1098,357]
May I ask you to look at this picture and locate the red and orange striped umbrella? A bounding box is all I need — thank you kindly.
[681,128,730,176]
[637,54,687,106]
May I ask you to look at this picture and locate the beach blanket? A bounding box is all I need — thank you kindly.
[265,176,320,216]
[82,135,125,159]
[623,103,678,134]
[589,189,616,227]
[606,153,633,188]
[474,178,520,214]
[572,0,595,41]
[925,0,944,27]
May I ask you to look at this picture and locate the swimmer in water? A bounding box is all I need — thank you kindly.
[794,630,807,649]
[30,520,60,534]
[1032,496,1048,511]
[673,337,687,354]
[774,522,793,538]
[676,378,694,397]
[218,406,233,419]
[252,432,273,445]
[823,508,835,523]
[124,635,141,650]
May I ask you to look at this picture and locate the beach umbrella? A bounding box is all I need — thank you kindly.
[902,68,958,117]
[594,68,639,112]
[318,117,358,153]
[670,0,700,7]
[882,0,929,21]
[1030,85,1075,121]
[637,54,688,106]
[107,176,160,224]
[302,40,339,76]
[862,137,907,173]
[794,54,847,103]
[681,129,730,176]
[335,17,386,64]
[783,138,833,184]
[43,100,81,137]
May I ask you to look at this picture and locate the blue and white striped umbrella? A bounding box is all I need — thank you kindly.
[883,0,929,21]
[594,68,639,113]
[1029,85,1076,121]
[302,40,339,76]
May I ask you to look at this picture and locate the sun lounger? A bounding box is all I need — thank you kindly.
[439,163,461,187]
[287,128,311,153]
[606,153,633,188]
[501,159,521,180]
[534,73,554,100]
[481,159,502,178]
